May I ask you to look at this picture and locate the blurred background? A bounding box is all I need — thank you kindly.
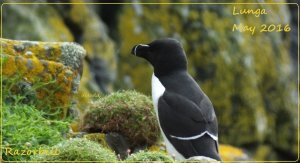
[1,0,299,161]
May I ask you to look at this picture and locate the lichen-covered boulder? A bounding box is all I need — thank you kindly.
[1,38,86,118]
[80,91,160,147]
[2,1,117,112]
[31,138,117,162]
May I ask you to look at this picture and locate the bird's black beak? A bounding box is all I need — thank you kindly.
[131,44,150,57]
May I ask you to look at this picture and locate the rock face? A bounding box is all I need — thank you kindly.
[2,3,73,41]
[66,0,117,95]
[1,38,86,117]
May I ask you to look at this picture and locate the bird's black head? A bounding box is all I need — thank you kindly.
[131,38,187,77]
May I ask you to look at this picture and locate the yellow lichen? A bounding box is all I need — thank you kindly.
[1,38,83,118]
[47,17,74,42]
[70,0,89,25]
[219,144,246,161]
[75,61,92,112]
[1,39,63,62]
[1,55,17,76]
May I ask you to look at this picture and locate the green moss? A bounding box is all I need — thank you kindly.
[80,90,160,146]
[31,138,117,162]
[83,133,110,149]
[2,103,69,161]
[2,72,64,119]
[126,150,173,162]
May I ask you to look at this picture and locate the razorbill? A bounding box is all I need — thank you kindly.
[131,38,221,161]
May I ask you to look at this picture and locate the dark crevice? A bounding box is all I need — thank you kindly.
[96,0,123,43]
[63,17,84,43]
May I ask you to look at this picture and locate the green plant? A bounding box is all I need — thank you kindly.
[31,138,117,162]
[80,90,160,146]
[126,150,173,162]
[1,67,70,161]
[2,103,69,161]
[2,72,65,119]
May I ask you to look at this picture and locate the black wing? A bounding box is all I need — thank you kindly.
[158,91,220,160]
[158,91,218,137]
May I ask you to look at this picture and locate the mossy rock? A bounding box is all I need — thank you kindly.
[1,38,86,118]
[80,90,160,146]
[126,150,173,163]
[31,138,117,162]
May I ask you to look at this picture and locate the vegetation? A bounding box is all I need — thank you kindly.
[2,103,69,161]
[2,68,66,119]
[1,60,70,161]
[80,90,160,146]
[31,138,117,162]
[126,150,174,163]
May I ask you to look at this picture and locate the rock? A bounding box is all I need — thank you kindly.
[68,0,116,94]
[56,0,118,111]
[1,38,86,118]
[105,132,131,160]
[185,156,220,163]
[2,1,73,41]
[2,0,117,111]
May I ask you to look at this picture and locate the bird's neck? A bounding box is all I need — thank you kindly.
[154,68,187,78]
[155,70,190,90]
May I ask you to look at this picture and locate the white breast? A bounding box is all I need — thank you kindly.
[151,73,185,160]
[151,73,165,111]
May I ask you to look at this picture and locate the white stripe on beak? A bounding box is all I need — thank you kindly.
[134,44,149,56]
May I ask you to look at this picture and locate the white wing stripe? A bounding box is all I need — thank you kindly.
[170,131,218,141]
